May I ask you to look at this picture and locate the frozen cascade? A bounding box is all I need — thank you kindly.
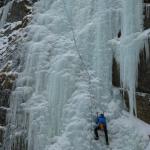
[114,0,150,115]
[3,0,150,150]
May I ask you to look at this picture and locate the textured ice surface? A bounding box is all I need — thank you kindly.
[3,0,150,150]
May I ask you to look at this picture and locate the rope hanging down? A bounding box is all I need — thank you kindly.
[61,0,95,113]
[62,0,97,149]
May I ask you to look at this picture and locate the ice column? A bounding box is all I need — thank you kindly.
[119,0,144,115]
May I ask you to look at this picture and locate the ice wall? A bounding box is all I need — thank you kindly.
[3,0,149,150]
[3,0,123,149]
[115,0,150,115]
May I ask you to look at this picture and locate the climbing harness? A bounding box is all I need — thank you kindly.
[99,124,105,130]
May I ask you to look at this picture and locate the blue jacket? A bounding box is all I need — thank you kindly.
[96,114,106,126]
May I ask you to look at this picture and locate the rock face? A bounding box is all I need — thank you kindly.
[112,58,120,87]
[112,0,150,123]
[7,0,32,22]
[0,0,35,148]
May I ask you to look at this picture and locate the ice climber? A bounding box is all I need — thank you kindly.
[94,113,109,145]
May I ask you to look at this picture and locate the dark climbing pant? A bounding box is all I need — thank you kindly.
[94,126,109,145]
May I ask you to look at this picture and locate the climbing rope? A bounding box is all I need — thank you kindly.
[62,0,97,149]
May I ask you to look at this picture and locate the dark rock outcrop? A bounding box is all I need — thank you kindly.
[112,58,120,87]
[6,0,32,23]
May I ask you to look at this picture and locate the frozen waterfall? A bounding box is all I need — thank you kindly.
[115,0,150,115]
[3,0,150,150]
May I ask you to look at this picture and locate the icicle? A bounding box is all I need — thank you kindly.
[117,0,150,115]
